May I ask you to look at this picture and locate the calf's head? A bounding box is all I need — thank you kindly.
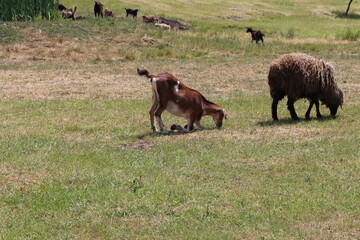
[211,109,227,128]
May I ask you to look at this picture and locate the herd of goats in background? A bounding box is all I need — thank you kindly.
[57,1,263,40]
[57,1,344,133]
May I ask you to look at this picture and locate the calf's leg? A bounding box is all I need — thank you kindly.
[149,94,159,132]
[154,104,167,133]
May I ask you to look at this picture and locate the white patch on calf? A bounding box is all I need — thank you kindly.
[166,101,186,118]
[151,77,160,100]
[174,81,180,92]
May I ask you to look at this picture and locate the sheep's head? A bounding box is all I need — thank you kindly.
[328,88,344,116]
[211,109,227,128]
[322,64,344,116]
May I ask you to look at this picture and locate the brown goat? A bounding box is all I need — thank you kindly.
[137,69,227,133]
[104,8,114,17]
[268,53,343,120]
[142,16,158,24]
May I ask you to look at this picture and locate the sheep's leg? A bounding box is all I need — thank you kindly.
[306,99,322,120]
[287,99,299,120]
[272,98,279,121]
[315,100,322,118]
[305,100,315,120]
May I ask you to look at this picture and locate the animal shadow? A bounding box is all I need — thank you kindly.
[257,115,337,126]
[334,11,360,19]
[137,126,219,139]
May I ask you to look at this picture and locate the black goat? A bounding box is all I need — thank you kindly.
[94,1,104,17]
[57,4,67,11]
[125,8,139,18]
[246,27,265,44]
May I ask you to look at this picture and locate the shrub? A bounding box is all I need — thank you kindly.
[0,0,59,21]
[336,28,360,41]
[281,28,296,39]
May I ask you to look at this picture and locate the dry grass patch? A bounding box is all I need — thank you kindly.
[297,214,360,240]
[0,163,50,191]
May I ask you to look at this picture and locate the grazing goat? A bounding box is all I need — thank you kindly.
[137,69,227,133]
[62,7,77,20]
[155,23,171,31]
[125,8,139,18]
[94,1,104,17]
[268,53,344,121]
[104,8,114,17]
[246,27,265,44]
[57,4,67,11]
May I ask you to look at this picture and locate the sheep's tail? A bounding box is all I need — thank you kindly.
[137,68,153,78]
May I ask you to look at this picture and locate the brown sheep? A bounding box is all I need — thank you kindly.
[268,53,344,120]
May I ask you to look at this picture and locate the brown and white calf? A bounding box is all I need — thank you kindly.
[62,6,77,20]
[137,69,227,133]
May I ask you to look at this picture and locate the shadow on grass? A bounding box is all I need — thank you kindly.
[137,126,220,139]
[257,115,337,126]
[333,11,360,19]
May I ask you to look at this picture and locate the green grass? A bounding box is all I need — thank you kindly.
[336,28,360,41]
[1,0,360,239]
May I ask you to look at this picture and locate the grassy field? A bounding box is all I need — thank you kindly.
[1,0,359,239]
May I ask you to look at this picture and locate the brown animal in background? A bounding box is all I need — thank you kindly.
[246,27,265,44]
[142,16,158,24]
[105,8,114,17]
[94,1,104,17]
[62,7,77,20]
[137,69,227,133]
[125,8,139,18]
[268,53,343,121]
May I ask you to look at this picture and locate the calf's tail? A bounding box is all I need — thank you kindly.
[137,68,152,78]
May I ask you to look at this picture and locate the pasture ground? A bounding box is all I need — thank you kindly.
[0,0,359,239]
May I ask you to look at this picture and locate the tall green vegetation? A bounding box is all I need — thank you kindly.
[0,0,58,21]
